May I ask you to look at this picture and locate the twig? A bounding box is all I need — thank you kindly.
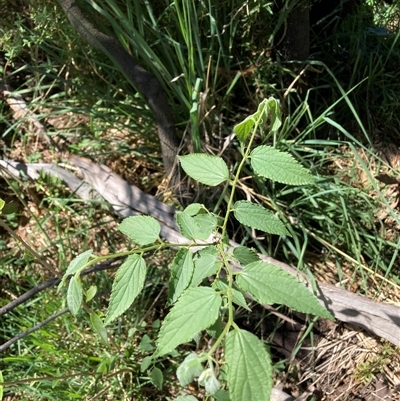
[0,308,69,352]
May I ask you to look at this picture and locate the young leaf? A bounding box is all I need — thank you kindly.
[155,286,222,357]
[184,203,204,216]
[105,254,147,325]
[233,99,268,141]
[86,285,97,302]
[204,374,221,395]
[251,146,314,185]
[233,201,290,235]
[214,280,251,311]
[169,248,194,303]
[191,254,220,287]
[118,216,160,245]
[177,353,204,386]
[59,249,93,288]
[199,368,221,394]
[225,329,273,401]
[266,97,282,132]
[150,367,164,390]
[178,154,229,186]
[232,246,260,266]
[140,356,153,372]
[67,276,83,316]
[90,312,108,345]
[236,261,334,319]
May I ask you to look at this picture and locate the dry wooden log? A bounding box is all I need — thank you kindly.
[1,157,399,346]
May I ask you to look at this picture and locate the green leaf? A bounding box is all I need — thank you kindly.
[199,368,221,394]
[118,216,160,245]
[155,287,222,356]
[0,369,3,399]
[0,198,4,212]
[173,396,199,401]
[150,367,164,390]
[193,213,218,240]
[140,356,153,373]
[176,212,217,241]
[169,248,194,303]
[105,254,147,325]
[232,246,260,266]
[184,203,204,216]
[67,276,83,316]
[176,212,198,240]
[251,146,314,185]
[206,315,223,338]
[204,374,221,395]
[178,154,229,186]
[90,312,108,345]
[234,100,267,141]
[266,97,282,132]
[236,261,334,319]
[214,280,251,311]
[191,254,220,287]
[177,353,204,386]
[86,285,97,302]
[213,389,230,401]
[59,249,93,289]
[139,334,154,351]
[233,201,290,235]
[225,329,272,401]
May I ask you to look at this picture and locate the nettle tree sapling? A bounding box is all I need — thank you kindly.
[61,98,333,401]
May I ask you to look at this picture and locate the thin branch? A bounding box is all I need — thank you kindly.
[0,308,69,352]
[0,259,120,317]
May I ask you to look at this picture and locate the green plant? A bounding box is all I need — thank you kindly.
[59,98,333,401]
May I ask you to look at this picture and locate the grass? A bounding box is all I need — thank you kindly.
[1,0,400,399]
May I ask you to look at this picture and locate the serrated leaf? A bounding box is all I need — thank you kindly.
[67,276,83,316]
[251,146,314,185]
[233,201,290,235]
[236,261,334,319]
[232,246,260,266]
[191,254,220,287]
[90,312,108,344]
[169,249,194,303]
[225,329,272,401]
[150,367,164,390]
[214,280,251,311]
[105,254,147,325]
[59,249,93,289]
[177,353,204,386]
[193,213,218,240]
[178,154,229,186]
[118,216,160,245]
[176,212,198,240]
[155,287,222,356]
